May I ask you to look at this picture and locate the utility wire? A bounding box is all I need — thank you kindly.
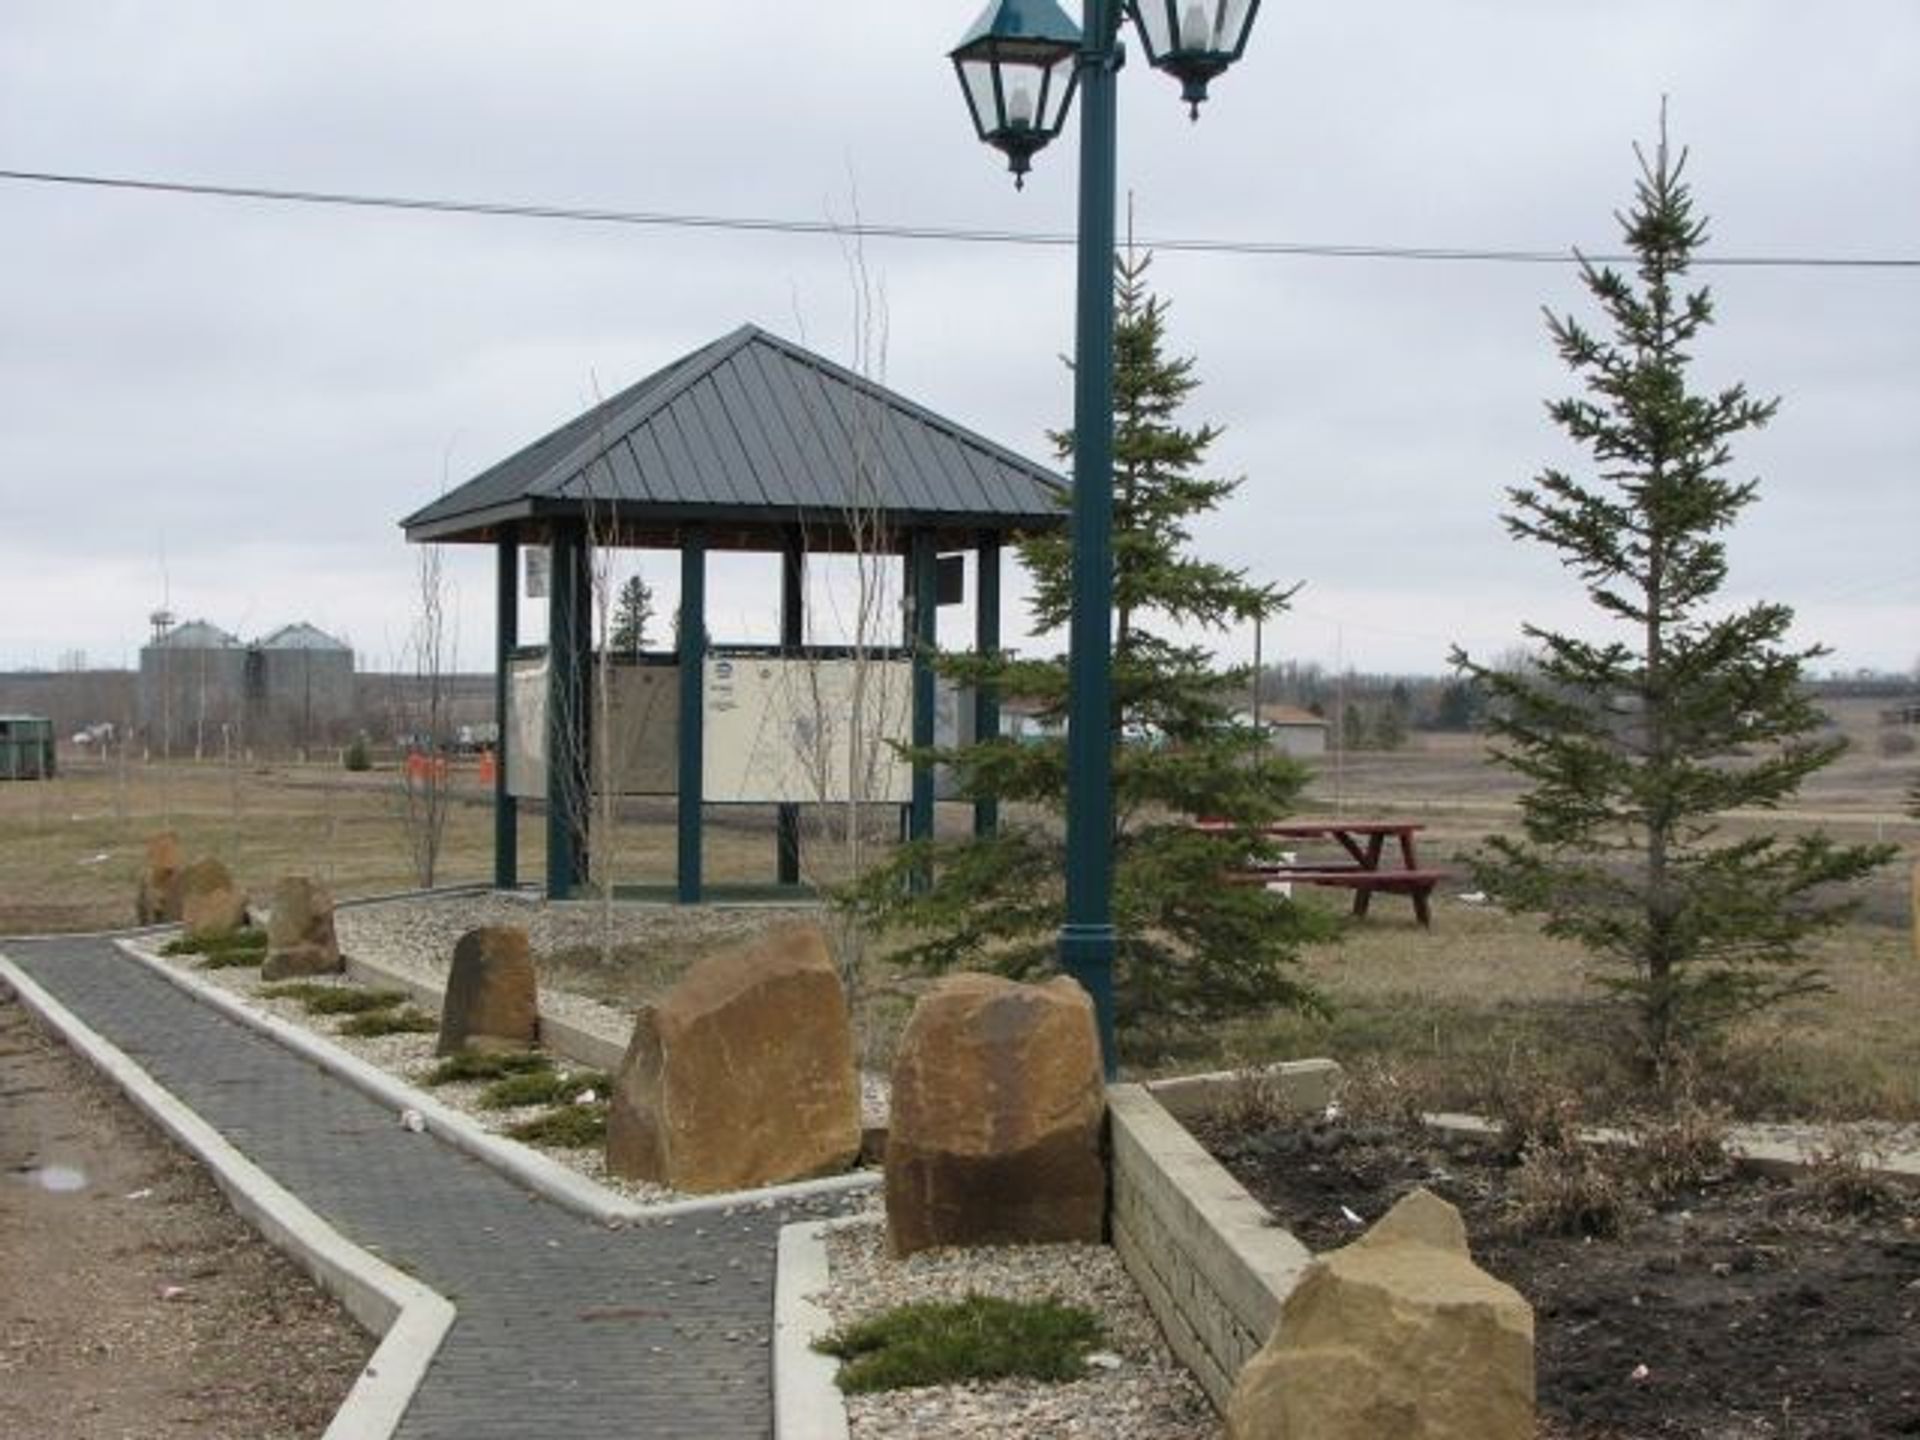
[3,166,1917,271]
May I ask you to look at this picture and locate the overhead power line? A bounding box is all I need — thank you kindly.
[2,166,1916,271]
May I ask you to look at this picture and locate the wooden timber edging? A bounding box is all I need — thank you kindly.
[1107,1063,1337,1413]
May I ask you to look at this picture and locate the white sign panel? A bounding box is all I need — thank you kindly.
[506,659,679,799]
[506,657,548,801]
[703,655,913,805]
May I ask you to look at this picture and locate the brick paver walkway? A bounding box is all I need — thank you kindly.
[6,936,846,1439]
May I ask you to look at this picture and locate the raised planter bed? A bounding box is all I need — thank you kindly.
[1107,1062,1335,1412]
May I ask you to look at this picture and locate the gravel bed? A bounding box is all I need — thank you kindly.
[335,890,825,1043]
[335,892,894,1127]
[141,942,680,1205]
[820,1208,1220,1440]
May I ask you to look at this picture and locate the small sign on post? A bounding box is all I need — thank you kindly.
[525,550,550,599]
[937,554,966,607]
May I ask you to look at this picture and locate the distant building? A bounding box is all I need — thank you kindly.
[1239,705,1330,760]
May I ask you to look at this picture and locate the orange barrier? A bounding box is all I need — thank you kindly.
[405,752,451,783]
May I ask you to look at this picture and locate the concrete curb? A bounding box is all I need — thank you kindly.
[119,938,880,1223]
[773,1217,859,1440]
[0,950,456,1440]
[1422,1111,1920,1188]
[1143,1058,1342,1125]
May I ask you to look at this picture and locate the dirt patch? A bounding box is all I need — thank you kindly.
[0,993,373,1439]
[1194,1113,1920,1439]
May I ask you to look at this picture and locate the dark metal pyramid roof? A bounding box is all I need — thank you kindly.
[400,324,1066,549]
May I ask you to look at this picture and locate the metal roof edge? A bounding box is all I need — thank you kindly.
[402,498,538,542]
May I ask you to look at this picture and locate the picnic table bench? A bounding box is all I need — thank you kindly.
[1198,818,1446,927]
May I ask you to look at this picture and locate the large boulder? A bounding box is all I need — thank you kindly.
[1226,1188,1535,1440]
[135,832,184,926]
[437,926,538,1055]
[261,876,342,980]
[179,858,248,940]
[884,972,1105,1257]
[607,923,859,1194]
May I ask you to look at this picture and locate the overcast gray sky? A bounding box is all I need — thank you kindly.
[1,1,1914,681]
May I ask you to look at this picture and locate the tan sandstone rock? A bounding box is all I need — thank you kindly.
[1226,1188,1535,1440]
[606,923,859,1194]
[261,876,342,980]
[884,972,1105,1257]
[436,926,538,1056]
[179,858,248,940]
[135,832,184,926]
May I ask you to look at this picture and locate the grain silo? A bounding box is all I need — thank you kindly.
[252,622,355,748]
[138,619,246,757]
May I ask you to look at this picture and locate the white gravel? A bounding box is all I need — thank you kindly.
[820,1206,1220,1440]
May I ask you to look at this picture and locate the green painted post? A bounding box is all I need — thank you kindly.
[777,525,804,887]
[545,523,589,899]
[1060,0,1123,1077]
[676,528,707,904]
[973,530,1002,838]
[494,530,518,890]
[909,529,938,872]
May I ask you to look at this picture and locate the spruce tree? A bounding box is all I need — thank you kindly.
[1453,123,1892,1072]
[852,251,1329,1050]
[608,574,654,657]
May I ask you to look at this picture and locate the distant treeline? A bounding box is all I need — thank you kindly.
[1246,662,1917,751]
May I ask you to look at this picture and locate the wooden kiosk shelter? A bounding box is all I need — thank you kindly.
[400,324,1065,901]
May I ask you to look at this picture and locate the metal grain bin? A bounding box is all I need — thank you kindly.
[0,715,56,779]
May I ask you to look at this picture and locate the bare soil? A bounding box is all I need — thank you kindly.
[0,993,373,1439]
[1195,1112,1920,1439]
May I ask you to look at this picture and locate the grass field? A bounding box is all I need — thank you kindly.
[3,706,1915,1120]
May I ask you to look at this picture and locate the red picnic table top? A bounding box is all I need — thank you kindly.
[1195,817,1442,926]
[1194,818,1424,836]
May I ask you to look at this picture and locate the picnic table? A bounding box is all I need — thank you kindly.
[1198,818,1445,927]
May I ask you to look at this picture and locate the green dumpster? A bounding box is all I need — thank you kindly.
[0,715,56,780]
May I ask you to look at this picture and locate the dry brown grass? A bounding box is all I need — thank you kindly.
[0,759,513,933]
[1154,887,1920,1121]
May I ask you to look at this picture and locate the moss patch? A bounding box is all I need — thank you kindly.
[338,1007,438,1037]
[255,984,411,1016]
[165,928,269,969]
[505,1104,609,1148]
[423,1050,553,1086]
[816,1295,1104,1394]
[479,1069,610,1110]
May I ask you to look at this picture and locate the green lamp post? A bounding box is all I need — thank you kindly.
[950,0,1263,1076]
